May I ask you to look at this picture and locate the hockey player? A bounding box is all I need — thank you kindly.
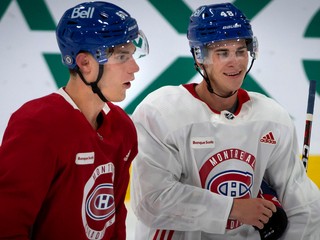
[130,3,320,240]
[0,1,148,239]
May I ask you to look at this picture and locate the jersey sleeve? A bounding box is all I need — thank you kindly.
[130,102,233,234]
[0,112,56,238]
[265,119,320,239]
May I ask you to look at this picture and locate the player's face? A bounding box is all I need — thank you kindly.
[100,42,140,102]
[204,39,249,95]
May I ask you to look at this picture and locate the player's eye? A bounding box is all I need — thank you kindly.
[114,53,131,63]
[236,49,247,57]
[215,50,229,58]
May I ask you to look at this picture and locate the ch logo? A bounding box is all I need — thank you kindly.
[86,184,115,221]
[207,170,253,199]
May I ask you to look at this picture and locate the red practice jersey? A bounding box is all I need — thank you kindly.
[0,89,137,239]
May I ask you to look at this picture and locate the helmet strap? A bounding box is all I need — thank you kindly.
[194,63,237,99]
[75,65,108,102]
[244,58,255,79]
[194,63,213,93]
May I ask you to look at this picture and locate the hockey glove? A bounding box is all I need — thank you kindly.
[255,180,288,240]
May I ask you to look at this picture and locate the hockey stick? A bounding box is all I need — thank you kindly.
[302,80,317,171]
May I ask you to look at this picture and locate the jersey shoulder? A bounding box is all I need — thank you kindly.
[11,93,66,121]
[132,85,211,133]
[247,91,292,124]
[134,85,204,115]
[138,85,187,104]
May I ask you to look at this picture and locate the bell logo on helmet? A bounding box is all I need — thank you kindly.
[71,7,95,19]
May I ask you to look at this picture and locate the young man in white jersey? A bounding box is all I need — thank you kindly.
[130,3,320,240]
[0,1,148,239]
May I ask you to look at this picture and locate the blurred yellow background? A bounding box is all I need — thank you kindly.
[306,155,320,187]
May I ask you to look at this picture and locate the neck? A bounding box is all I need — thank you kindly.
[65,78,105,130]
[195,81,238,112]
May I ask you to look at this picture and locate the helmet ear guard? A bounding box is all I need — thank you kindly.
[191,46,206,64]
[247,36,259,60]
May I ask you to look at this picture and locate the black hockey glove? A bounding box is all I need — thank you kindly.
[255,180,288,240]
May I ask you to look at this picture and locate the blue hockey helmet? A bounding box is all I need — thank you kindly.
[187,3,258,63]
[56,1,149,69]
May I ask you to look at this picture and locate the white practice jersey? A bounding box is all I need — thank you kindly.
[131,84,320,240]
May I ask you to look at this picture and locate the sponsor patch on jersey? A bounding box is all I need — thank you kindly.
[75,152,95,165]
[260,131,277,144]
[191,137,215,149]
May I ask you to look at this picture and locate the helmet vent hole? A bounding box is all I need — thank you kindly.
[67,20,78,25]
[96,50,101,59]
[203,13,209,18]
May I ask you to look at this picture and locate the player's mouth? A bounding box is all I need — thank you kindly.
[224,70,241,77]
[123,81,131,89]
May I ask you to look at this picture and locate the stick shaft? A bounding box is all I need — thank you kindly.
[302,80,316,169]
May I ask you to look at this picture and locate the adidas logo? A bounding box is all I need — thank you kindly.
[260,131,277,144]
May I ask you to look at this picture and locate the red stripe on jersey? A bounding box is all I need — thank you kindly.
[160,230,166,239]
[153,229,160,240]
[167,230,174,239]
[153,229,174,240]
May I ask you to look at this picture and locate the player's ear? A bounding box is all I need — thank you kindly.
[75,52,91,73]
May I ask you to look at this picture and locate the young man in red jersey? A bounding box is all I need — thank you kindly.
[0,1,148,239]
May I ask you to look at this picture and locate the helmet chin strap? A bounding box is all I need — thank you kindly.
[194,64,237,98]
[194,58,255,99]
[75,64,109,102]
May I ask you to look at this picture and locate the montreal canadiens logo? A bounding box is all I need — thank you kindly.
[86,183,115,221]
[207,170,253,198]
